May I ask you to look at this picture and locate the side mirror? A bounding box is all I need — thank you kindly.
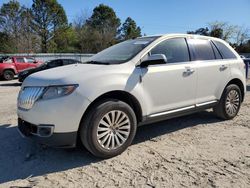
[140,54,167,68]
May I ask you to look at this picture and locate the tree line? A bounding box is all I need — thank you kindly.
[0,0,249,54]
[0,0,142,53]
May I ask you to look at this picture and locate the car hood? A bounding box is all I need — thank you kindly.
[22,63,131,87]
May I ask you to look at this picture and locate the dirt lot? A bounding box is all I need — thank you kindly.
[0,79,249,188]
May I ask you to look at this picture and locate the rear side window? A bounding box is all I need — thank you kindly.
[48,60,63,68]
[63,59,77,65]
[188,39,215,61]
[16,58,25,63]
[213,40,237,59]
[150,38,190,63]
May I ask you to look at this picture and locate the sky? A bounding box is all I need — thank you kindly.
[1,0,250,35]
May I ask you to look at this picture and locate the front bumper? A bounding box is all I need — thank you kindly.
[18,118,77,148]
[17,88,91,147]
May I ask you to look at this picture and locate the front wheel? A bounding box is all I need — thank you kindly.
[213,84,242,120]
[79,100,137,158]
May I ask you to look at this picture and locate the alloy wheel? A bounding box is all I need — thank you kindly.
[225,89,240,116]
[97,110,131,150]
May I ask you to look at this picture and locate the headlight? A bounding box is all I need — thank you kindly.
[41,85,78,100]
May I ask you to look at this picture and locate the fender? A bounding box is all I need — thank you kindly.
[0,63,17,75]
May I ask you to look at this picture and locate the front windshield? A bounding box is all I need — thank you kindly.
[86,37,159,64]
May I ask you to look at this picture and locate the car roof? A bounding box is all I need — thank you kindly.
[138,33,225,42]
[12,56,35,58]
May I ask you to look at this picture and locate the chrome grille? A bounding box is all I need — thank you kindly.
[18,87,44,110]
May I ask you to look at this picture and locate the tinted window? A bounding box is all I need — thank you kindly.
[63,59,77,65]
[151,38,190,63]
[211,42,222,59]
[188,39,215,60]
[47,60,63,68]
[213,40,237,59]
[16,58,25,63]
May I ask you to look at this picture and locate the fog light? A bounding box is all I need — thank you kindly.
[37,125,54,137]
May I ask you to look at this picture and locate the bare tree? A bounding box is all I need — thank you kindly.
[235,26,249,46]
[209,21,238,42]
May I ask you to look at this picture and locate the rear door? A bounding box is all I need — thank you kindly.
[187,38,231,105]
[25,57,38,68]
[14,57,28,72]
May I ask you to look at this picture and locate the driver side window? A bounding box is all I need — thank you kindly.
[150,38,190,63]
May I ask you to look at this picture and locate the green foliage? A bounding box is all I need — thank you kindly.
[31,0,68,52]
[119,17,141,40]
[210,28,223,38]
[0,0,23,52]
[52,25,78,53]
[187,27,209,36]
[87,4,120,33]
[0,1,142,53]
[83,4,121,52]
[0,32,12,53]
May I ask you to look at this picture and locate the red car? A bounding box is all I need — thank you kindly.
[0,56,43,80]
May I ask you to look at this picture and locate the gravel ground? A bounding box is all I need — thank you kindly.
[0,79,249,188]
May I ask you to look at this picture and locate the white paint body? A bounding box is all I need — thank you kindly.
[17,34,246,134]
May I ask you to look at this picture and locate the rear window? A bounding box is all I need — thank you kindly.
[188,39,215,61]
[213,40,237,59]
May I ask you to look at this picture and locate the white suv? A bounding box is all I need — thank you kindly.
[17,34,246,158]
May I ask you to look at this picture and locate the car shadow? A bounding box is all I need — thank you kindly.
[0,82,21,87]
[0,111,222,184]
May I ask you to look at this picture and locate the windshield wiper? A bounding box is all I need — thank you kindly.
[85,60,110,65]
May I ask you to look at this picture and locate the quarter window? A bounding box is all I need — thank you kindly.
[211,42,222,59]
[150,38,190,63]
[188,39,215,60]
[26,58,35,63]
[213,40,237,59]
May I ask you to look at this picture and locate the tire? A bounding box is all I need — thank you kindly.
[213,84,242,120]
[79,99,137,158]
[3,70,15,80]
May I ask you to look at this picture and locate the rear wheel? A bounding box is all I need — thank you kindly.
[79,100,137,158]
[213,84,241,120]
[3,70,14,80]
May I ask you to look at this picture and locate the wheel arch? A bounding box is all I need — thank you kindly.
[80,90,143,126]
[3,68,16,74]
[225,78,245,102]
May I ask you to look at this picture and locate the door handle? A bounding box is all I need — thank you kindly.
[220,65,228,71]
[183,67,195,75]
